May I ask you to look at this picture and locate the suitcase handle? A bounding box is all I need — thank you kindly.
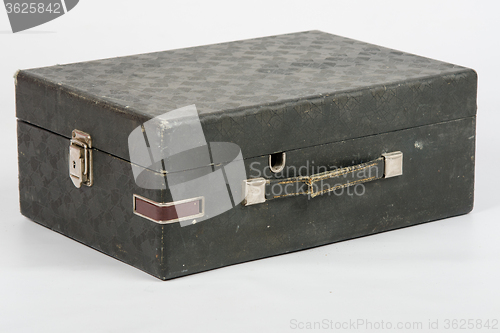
[243,151,403,206]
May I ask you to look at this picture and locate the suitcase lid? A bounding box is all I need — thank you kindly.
[15,30,476,171]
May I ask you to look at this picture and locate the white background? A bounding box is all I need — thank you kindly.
[1,1,499,332]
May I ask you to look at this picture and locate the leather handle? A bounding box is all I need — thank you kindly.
[243,151,403,206]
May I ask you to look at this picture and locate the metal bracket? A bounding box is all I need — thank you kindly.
[242,178,267,206]
[133,194,205,224]
[382,151,403,178]
[69,129,93,188]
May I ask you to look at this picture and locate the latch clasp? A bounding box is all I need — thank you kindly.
[69,129,93,188]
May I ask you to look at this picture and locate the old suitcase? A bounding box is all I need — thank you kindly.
[16,31,477,280]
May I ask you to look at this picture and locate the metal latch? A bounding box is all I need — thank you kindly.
[69,129,93,188]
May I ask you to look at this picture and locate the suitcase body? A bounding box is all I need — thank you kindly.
[16,31,477,280]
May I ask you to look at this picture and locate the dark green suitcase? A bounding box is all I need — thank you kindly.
[16,31,477,279]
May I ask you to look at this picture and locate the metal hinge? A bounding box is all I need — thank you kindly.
[69,129,93,188]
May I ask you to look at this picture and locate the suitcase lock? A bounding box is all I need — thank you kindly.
[69,129,93,188]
